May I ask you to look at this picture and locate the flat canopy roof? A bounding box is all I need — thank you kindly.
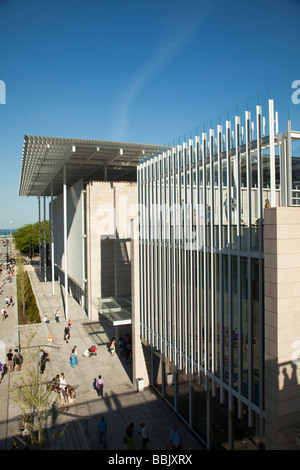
[19,135,162,197]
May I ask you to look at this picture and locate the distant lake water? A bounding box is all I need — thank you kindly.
[0,229,17,236]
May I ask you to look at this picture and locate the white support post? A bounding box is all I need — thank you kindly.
[167,150,172,362]
[188,138,194,374]
[81,185,86,308]
[182,142,188,373]
[286,120,292,207]
[38,197,41,275]
[44,194,47,283]
[51,183,55,296]
[202,133,208,378]
[245,111,251,250]
[209,128,215,394]
[172,146,178,366]
[177,145,183,369]
[63,164,69,321]
[269,99,276,206]
[234,116,241,237]
[256,106,263,248]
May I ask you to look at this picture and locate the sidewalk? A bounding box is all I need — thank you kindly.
[0,265,204,451]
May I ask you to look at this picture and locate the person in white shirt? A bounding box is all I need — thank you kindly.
[96,375,104,398]
[55,309,59,323]
[139,422,149,450]
[59,373,68,411]
[59,373,67,390]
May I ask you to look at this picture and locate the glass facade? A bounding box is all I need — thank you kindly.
[137,100,295,450]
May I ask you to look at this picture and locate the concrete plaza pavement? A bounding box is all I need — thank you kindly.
[0,263,204,452]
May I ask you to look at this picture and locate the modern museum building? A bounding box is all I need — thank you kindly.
[19,98,300,450]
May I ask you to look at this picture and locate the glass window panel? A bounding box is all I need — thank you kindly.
[223,255,229,384]
[251,258,260,406]
[211,382,229,450]
[164,356,175,407]
[191,372,207,441]
[153,349,163,395]
[241,257,249,398]
[214,253,221,378]
[232,256,238,391]
[177,372,189,423]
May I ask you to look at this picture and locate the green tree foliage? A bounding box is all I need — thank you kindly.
[13,221,49,256]
[16,259,41,324]
[9,330,64,448]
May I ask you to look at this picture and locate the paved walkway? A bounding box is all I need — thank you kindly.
[0,264,204,452]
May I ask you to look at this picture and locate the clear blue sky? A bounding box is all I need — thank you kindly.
[0,0,299,228]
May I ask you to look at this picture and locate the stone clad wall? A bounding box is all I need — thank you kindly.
[264,207,300,450]
[86,181,137,320]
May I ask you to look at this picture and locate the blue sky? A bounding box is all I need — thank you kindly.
[0,0,299,228]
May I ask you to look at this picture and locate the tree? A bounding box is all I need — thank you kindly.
[16,258,32,320]
[13,221,49,257]
[9,330,64,448]
[16,259,41,324]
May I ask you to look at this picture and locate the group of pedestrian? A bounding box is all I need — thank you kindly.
[124,421,149,450]
[118,334,132,361]
[0,348,23,383]
[120,422,182,451]
[9,349,22,371]
[97,418,149,451]
[49,372,75,412]
[1,295,13,321]
[4,263,14,282]
[5,296,14,307]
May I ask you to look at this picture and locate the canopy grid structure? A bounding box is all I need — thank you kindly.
[19,135,163,197]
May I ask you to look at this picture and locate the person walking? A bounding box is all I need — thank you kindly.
[98,416,107,449]
[59,373,68,411]
[64,326,70,343]
[55,309,59,323]
[37,349,44,363]
[67,319,72,336]
[59,373,67,391]
[9,296,14,307]
[169,424,183,452]
[66,384,75,409]
[125,422,136,450]
[0,362,5,383]
[96,375,104,398]
[1,308,7,321]
[7,349,13,372]
[118,337,124,357]
[110,337,116,356]
[70,348,76,368]
[40,350,49,374]
[139,422,149,450]
[14,350,21,371]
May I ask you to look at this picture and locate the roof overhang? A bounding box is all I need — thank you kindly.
[19,135,162,197]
